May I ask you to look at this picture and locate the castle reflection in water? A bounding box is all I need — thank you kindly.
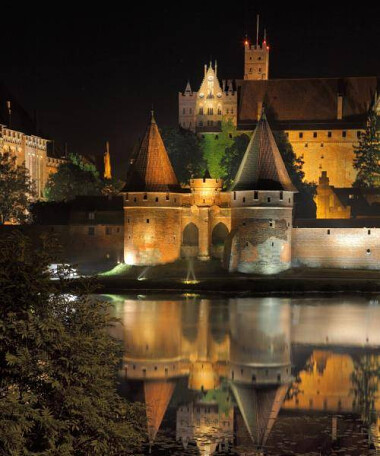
[104,295,380,455]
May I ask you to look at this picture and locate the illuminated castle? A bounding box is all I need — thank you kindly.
[178,22,380,188]
[122,109,296,274]
[122,108,380,273]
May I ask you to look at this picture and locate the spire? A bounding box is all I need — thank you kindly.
[184,81,192,94]
[144,381,176,444]
[231,110,297,192]
[104,141,112,179]
[231,384,289,447]
[256,14,260,46]
[122,112,181,192]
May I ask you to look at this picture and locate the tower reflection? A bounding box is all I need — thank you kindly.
[106,294,380,455]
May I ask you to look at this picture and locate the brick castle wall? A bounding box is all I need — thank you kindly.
[292,227,380,269]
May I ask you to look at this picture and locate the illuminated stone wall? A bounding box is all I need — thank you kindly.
[0,126,51,198]
[288,128,360,187]
[292,227,380,269]
[124,195,183,266]
[225,190,293,274]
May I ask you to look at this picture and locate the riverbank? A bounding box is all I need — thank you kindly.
[88,259,380,295]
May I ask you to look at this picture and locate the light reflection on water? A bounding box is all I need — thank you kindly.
[100,294,380,455]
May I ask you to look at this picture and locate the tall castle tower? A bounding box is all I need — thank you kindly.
[244,16,270,80]
[224,110,297,274]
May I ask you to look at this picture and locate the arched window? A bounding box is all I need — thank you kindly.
[183,223,199,246]
[212,223,229,246]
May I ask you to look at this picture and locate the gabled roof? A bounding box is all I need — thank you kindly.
[238,76,379,129]
[231,111,297,191]
[231,383,289,448]
[122,112,181,192]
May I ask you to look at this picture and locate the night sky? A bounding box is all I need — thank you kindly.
[2,2,379,177]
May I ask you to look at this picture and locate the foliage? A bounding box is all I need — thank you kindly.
[0,231,146,455]
[273,131,316,218]
[45,154,103,202]
[101,177,125,197]
[350,353,380,425]
[220,133,250,187]
[0,152,36,224]
[353,109,380,188]
[161,126,206,184]
[200,120,236,179]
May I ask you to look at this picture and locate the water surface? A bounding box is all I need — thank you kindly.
[102,294,380,455]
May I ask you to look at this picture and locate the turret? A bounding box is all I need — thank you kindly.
[224,109,297,274]
[244,16,270,80]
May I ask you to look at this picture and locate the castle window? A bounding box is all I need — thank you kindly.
[207,107,213,115]
[367,249,371,255]
[143,193,147,200]
[305,143,308,148]
[246,242,249,247]
[231,108,234,114]
[88,211,95,220]
[368,230,371,235]
[357,131,361,138]
[285,132,289,138]
[267,197,271,203]
[328,131,332,138]
[229,133,232,139]
[342,131,347,138]
[327,229,330,235]
[299,132,303,139]
[88,227,95,236]
[199,121,203,127]
[313,132,318,138]
[242,197,246,203]
[166,194,169,201]
[199,108,203,115]
[146,219,149,223]
[269,220,274,227]
[280,192,283,200]
[155,197,158,202]
[133,197,137,202]
[105,227,112,235]
[258,67,262,73]
[321,143,324,147]
[233,192,236,200]
[258,56,261,61]
[254,191,258,199]
[252,374,256,382]
[217,108,222,115]
[125,193,129,201]
[215,135,218,140]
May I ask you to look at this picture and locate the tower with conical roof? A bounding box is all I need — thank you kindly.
[224,110,297,274]
[121,112,184,265]
[229,298,293,451]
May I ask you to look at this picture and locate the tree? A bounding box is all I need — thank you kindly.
[220,133,250,187]
[0,152,35,224]
[200,120,236,179]
[45,153,103,202]
[0,230,146,455]
[161,126,205,184]
[353,109,380,188]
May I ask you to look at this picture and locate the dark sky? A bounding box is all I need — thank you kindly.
[1,2,379,177]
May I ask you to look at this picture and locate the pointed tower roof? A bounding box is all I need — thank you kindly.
[231,384,289,448]
[184,81,192,94]
[231,111,297,192]
[122,112,181,192]
[144,380,176,444]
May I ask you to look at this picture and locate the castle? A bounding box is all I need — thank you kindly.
[121,108,380,275]
[178,29,380,188]
[0,85,66,201]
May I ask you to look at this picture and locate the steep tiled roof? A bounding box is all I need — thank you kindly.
[231,112,297,191]
[122,112,181,192]
[238,77,379,129]
[231,383,289,447]
[144,380,176,444]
